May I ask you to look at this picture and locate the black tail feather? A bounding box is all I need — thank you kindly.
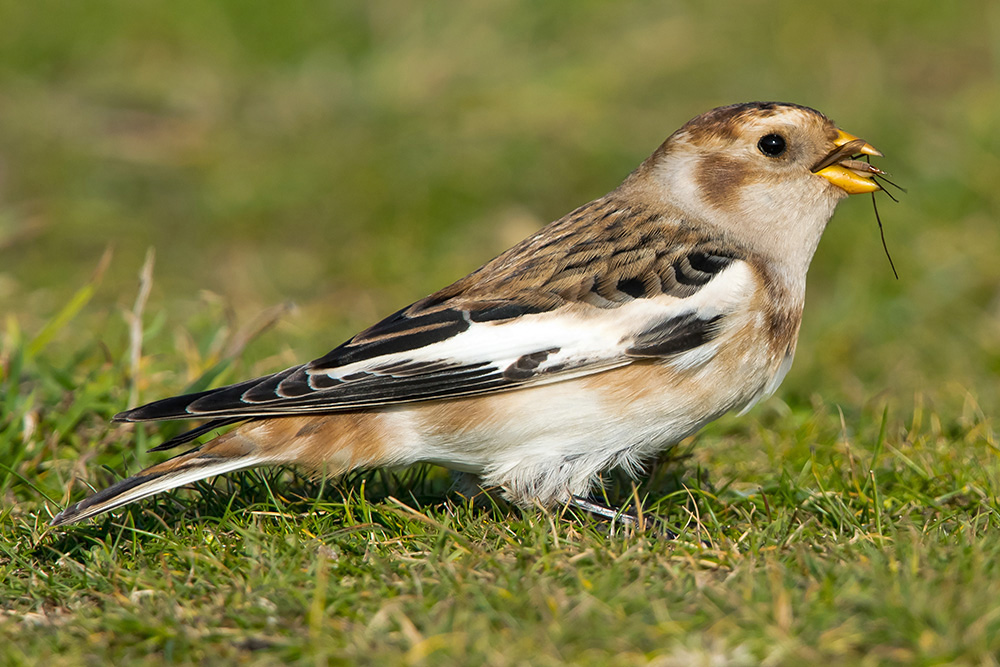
[147,418,246,452]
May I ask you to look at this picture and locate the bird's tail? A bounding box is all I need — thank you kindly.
[50,427,272,526]
[51,413,392,526]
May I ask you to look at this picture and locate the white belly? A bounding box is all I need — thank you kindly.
[378,342,787,505]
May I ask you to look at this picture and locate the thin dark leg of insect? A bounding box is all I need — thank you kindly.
[871,190,899,279]
[863,155,900,280]
[569,496,677,538]
[873,175,905,199]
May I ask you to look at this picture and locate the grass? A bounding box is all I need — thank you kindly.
[3,0,1000,664]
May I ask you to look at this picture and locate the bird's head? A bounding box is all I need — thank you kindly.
[632,101,884,282]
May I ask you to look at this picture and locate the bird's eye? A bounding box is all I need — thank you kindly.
[757,133,786,157]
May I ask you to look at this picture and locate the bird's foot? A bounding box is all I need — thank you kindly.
[569,496,677,539]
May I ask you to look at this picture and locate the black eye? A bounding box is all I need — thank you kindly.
[757,133,786,157]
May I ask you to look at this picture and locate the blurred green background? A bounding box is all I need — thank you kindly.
[1,0,998,410]
[4,2,1000,663]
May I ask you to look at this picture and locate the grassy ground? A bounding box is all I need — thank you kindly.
[3,1,1000,664]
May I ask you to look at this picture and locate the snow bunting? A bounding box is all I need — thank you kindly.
[51,101,885,526]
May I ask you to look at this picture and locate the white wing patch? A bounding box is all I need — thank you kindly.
[310,259,757,387]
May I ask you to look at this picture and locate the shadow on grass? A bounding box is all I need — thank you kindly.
[32,446,710,557]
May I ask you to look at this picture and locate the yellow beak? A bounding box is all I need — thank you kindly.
[814,129,884,195]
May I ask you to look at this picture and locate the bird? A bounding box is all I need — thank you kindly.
[50,101,885,526]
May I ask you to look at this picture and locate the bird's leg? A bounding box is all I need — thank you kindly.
[570,495,636,524]
[569,496,678,539]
